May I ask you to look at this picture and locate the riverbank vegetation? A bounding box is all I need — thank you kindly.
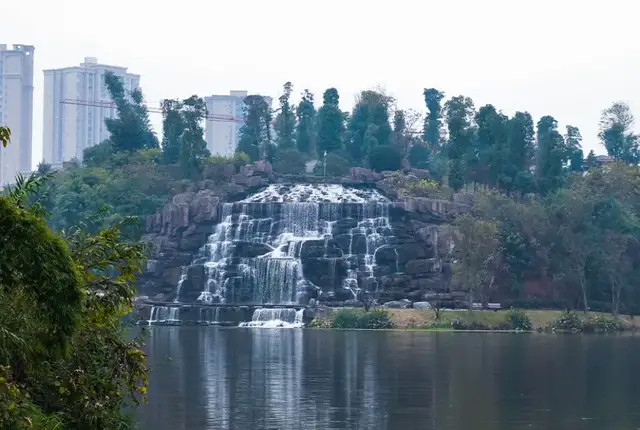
[0,172,148,428]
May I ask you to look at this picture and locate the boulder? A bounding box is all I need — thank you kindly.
[231,173,250,186]
[253,160,273,176]
[383,299,412,309]
[229,241,273,258]
[190,190,219,223]
[172,192,195,205]
[405,258,437,275]
[349,167,383,182]
[396,243,428,265]
[413,301,433,310]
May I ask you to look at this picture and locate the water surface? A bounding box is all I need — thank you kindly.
[138,328,640,429]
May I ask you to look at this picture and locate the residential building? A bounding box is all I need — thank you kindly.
[0,44,34,186]
[43,57,140,167]
[204,91,272,156]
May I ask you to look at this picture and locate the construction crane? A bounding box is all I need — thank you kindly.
[60,99,244,123]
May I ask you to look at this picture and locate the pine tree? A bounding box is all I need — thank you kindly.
[423,88,445,147]
[505,112,535,193]
[536,115,568,194]
[565,125,584,172]
[473,104,508,187]
[295,90,316,155]
[315,88,344,156]
[274,82,296,149]
[347,90,392,163]
[179,96,210,179]
[444,96,475,191]
[237,95,272,161]
[160,99,184,164]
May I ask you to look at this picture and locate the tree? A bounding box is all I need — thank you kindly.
[347,90,393,162]
[505,112,535,193]
[423,88,445,148]
[585,150,598,170]
[273,149,306,175]
[408,143,430,169]
[452,214,500,310]
[565,125,584,172]
[444,96,476,191]
[274,82,296,149]
[599,102,639,164]
[179,96,210,179]
[314,152,350,177]
[368,145,402,172]
[295,90,316,155]
[160,99,185,164]
[237,95,272,162]
[103,72,158,152]
[535,115,568,195]
[473,104,508,187]
[315,88,344,156]
[390,110,408,153]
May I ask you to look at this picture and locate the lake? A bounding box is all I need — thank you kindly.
[138,328,640,429]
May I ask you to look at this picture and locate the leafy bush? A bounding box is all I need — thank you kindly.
[408,144,429,169]
[273,149,307,175]
[206,152,249,169]
[549,311,584,332]
[330,309,393,329]
[315,153,351,177]
[506,309,532,331]
[368,145,403,172]
[583,315,624,333]
[451,320,491,330]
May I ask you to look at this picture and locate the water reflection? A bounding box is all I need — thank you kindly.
[138,329,640,429]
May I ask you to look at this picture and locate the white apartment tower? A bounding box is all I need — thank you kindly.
[0,44,34,186]
[43,57,140,166]
[204,91,247,156]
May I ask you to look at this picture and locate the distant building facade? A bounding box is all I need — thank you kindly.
[204,91,272,156]
[0,44,34,186]
[43,57,140,167]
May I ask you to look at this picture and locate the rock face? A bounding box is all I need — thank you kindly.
[138,170,469,308]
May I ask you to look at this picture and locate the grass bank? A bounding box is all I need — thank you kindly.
[311,308,640,332]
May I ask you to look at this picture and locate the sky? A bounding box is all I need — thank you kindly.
[3,0,640,167]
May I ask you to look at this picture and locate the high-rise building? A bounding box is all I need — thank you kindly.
[43,57,140,167]
[0,44,34,186]
[204,91,272,156]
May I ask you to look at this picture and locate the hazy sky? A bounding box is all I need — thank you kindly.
[4,0,640,165]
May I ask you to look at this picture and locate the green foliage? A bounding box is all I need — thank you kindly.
[599,102,639,164]
[565,125,584,172]
[536,115,568,195]
[408,143,429,169]
[506,309,532,331]
[237,95,272,162]
[423,88,445,147]
[330,309,393,329]
[548,311,584,332]
[583,315,624,333]
[0,175,148,429]
[315,88,345,156]
[444,96,476,191]
[368,145,402,172]
[274,82,296,149]
[314,152,351,177]
[273,149,306,175]
[296,90,316,154]
[103,71,158,152]
[160,98,185,164]
[347,90,393,162]
[1,126,11,147]
[179,96,210,179]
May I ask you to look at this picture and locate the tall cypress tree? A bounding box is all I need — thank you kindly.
[315,88,344,156]
[347,90,392,163]
[505,111,535,193]
[179,96,210,179]
[473,104,508,187]
[444,96,475,191]
[274,82,296,149]
[237,95,272,162]
[565,125,584,172]
[160,99,184,164]
[536,115,568,195]
[295,90,316,155]
[423,88,445,148]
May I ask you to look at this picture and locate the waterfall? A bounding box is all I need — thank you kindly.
[147,306,180,325]
[150,184,396,326]
[240,308,304,328]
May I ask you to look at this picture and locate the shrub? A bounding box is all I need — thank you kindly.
[549,311,584,332]
[315,153,351,177]
[330,309,393,329]
[451,320,491,331]
[583,315,624,333]
[273,149,307,175]
[506,309,532,331]
[408,144,429,169]
[368,145,403,172]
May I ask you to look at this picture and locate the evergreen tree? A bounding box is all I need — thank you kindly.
[505,112,536,193]
[473,104,508,187]
[103,72,158,152]
[160,99,184,164]
[599,102,639,164]
[274,82,296,149]
[585,150,599,170]
[536,115,568,195]
[237,95,272,162]
[423,88,445,147]
[347,90,392,163]
[179,96,210,179]
[444,96,476,191]
[565,125,584,172]
[315,88,344,156]
[295,90,316,155]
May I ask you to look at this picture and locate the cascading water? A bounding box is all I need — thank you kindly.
[240,308,305,328]
[153,184,395,326]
